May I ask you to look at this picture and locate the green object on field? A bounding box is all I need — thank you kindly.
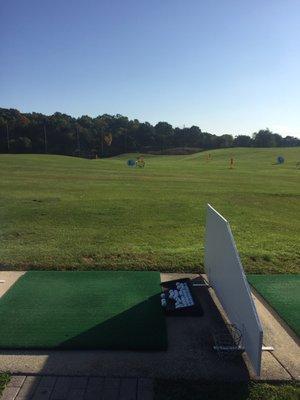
[0,271,167,350]
[248,274,300,337]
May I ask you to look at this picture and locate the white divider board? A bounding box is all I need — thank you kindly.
[204,204,263,376]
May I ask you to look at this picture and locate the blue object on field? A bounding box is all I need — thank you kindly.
[127,159,136,167]
[277,156,285,164]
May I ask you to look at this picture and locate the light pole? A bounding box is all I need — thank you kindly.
[43,123,47,153]
[76,126,80,153]
[6,121,9,151]
[124,130,127,153]
[101,129,104,157]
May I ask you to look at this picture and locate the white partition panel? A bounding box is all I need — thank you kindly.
[204,204,263,376]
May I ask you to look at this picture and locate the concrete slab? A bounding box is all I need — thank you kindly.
[260,351,291,381]
[0,271,26,298]
[15,376,41,400]
[0,272,298,382]
[252,290,300,380]
[2,376,152,400]
[201,275,298,380]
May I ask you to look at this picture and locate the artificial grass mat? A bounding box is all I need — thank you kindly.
[0,271,167,350]
[248,274,300,337]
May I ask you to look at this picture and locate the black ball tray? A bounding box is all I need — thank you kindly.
[160,278,204,316]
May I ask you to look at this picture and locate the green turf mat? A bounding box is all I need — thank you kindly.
[0,271,167,350]
[248,274,300,337]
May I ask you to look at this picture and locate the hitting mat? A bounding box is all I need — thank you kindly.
[0,271,167,350]
[248,274,300,337]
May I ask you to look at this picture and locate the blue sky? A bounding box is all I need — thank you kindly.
[1,0,299,137]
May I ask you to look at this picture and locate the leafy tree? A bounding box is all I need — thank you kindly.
[0,108,298,156]
[10,137,32,152]
[154,122,174,150]
[282,136,300,147]
[216,134,233,148]
[273,133,283,147]
[253,129,276,147]
[233,135,253,147]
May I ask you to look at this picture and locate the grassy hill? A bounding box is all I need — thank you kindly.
[0,148,299,273]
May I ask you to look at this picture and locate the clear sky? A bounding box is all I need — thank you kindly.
[1,0,299,137]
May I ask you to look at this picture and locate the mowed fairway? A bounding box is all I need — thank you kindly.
[0,148,299,273]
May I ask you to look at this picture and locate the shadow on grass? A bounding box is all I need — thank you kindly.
[0,294,167,351]
[59,294,168,351]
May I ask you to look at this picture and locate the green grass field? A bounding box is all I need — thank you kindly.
[0,148,299,273]
[248,274,300,336]
[154,381,300,400]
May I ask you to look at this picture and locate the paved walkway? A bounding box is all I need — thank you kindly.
[1,375,153,400]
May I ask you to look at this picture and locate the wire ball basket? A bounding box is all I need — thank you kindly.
[212,324,243,360]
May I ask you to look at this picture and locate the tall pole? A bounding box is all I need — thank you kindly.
[44,123,47,153]
[76,126,80,152]
[6,121,9,151]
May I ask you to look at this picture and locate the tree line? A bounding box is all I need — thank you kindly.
[0,108,299,157]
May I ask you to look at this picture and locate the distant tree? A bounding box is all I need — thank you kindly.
[0,116,7,152]
[216,134,234,148]
[154,122,174,150]
[0,108,298,156]
[136,122,156,150]
[233,135,253,147]
[187,126,204,147]
[253,129,276,147]
[273,133,283,147]
[11,136,32,152]
[282,136,300,147]
[173,127,187,148]
[95,115,110,157]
